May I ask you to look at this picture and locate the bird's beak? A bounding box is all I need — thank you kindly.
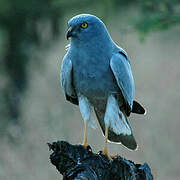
[66,26,73,40]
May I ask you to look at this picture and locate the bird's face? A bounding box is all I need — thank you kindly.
[66,14,108,43]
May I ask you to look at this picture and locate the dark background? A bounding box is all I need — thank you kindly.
[0,0,180,179]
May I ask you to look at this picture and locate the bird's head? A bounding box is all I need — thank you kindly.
[66,14,111,44]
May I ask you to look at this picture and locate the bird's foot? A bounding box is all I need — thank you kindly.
[82,138,88,147]
[110,154,119,159]
[102,152,112,160]
[82,141,88,147]
[102,146,112,160]
[102,151,119,160]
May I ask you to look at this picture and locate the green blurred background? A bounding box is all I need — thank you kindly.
[0,0,180,179]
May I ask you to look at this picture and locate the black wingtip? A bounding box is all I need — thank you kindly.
[66,94,79,105]
[132,100,146,115]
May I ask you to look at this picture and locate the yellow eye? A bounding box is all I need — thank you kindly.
[81,22,88,29]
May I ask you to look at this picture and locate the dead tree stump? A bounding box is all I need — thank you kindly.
[48,141,153,180]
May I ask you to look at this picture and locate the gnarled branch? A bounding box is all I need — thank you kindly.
[48,141,153,180]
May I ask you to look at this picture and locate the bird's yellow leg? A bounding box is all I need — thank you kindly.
[82,121,88,147]
[102,126,112,160]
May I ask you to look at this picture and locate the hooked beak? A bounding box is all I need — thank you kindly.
[66,26,73,40]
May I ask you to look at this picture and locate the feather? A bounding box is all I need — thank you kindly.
[132,100,146,115]
[110,52,135,114]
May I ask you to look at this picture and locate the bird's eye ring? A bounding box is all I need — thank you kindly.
[81,22,88,29]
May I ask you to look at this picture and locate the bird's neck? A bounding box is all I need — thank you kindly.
[70,33,114,53]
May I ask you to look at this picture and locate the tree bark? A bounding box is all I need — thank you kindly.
[48,141,153,180]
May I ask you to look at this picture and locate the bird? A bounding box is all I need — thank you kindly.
[60,14,146,158]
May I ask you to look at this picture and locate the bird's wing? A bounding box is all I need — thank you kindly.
[60,54,78,105]
[110,51,135,115]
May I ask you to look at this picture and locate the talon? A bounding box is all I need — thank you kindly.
[82,141,88,147]
[102,149,112,160]
[110,154,119,159]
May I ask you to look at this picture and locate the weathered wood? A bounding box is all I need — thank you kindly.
[48,141,153,180]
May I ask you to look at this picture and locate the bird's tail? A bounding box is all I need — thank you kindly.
[94,107,137,150]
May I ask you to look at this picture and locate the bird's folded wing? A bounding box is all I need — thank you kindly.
[60,55,77,99]
[110,52,135,111]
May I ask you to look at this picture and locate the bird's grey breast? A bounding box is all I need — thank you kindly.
[69,46,119,100]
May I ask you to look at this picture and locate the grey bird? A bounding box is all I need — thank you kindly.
[60,14,146,158]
